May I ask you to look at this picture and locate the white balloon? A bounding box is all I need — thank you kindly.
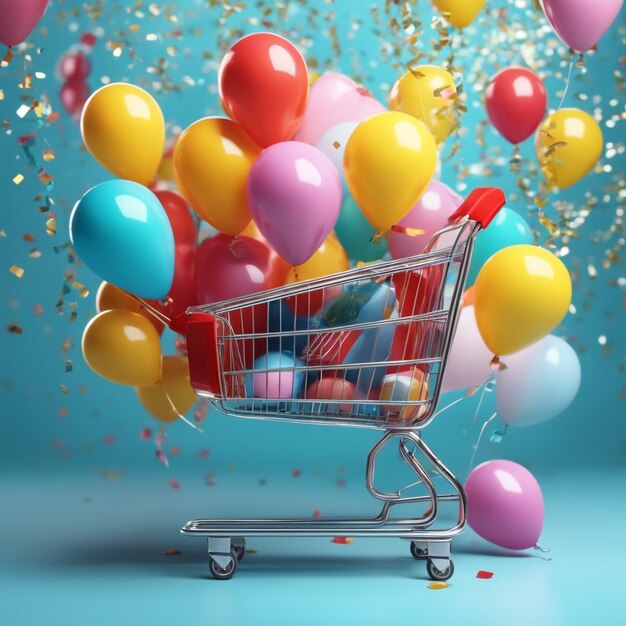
[315,121,359,186]
[442,305,493,392]
[496,335,581,427]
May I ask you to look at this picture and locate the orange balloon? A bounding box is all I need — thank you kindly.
[95,281,164,335]
[136,356,196,423]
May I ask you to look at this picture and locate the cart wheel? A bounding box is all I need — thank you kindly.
[426,558,454,581]
[234,543,245,562]
[209,550,238,580]
[410,542,427,559]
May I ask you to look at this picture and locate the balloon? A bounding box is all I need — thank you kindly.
[344,112,437,232]
[162,243,198,322]
[58,52,91,81]
[196,234,289,304]
[432,0,486,29]
[305,378,358,414]
[485,67,547,145]
[335,195,388,263]
[540,0,623,52]
[60,80,90,121]
[247,141,342,266]
[380,369,429,423]
[315,121,359,193]
[81,83,165,186]
[387,179,462,260]
[0,0,49,47]
[295,73,386,146]
[284,235,349,316]
[82,310,162,387]
[218,33,309,148]
[173,117,259,236]
[154,190,197,246]
[497,335,581,427]
[442,305,493,393]
[136,356,196,423]
[389,66,458,144]
[466,207,533,286]
[535,108,603,189]
[244,351,305,409]
[70,180,175,300]
[95,281,164,334]
[474,245,571,356]
[465,460,544,550]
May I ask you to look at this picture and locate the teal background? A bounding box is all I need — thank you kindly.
[0,3,625,623]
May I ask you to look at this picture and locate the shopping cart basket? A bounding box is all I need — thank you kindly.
[181,187,505,580]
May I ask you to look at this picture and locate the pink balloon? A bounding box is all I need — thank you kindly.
[541,0,623,52]
[387,180,462,260]
[195,234,289,304]
[247,141,342,266]
[294,73,386,146]
[465,460,544,550]
[441,305,493,393]
[0,0,49,47]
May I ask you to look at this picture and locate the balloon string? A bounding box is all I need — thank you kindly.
[533,544,552,561]
[134,297,172,326]
[467,411,497,476]
[429,395,466,421]
[471,365,498,424]
[160,382,204,433]
[557,61,573,110]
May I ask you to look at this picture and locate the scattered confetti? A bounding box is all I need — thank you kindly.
[427,582,449,590]
[9,265,24,279]
[12,174,24,185]
[331,537,353,544]
[169,479,181,490]
[476,570,494,579]
[161,548,182,556]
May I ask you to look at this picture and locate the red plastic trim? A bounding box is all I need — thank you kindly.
[448,187,506,229]
[185,312,222,397]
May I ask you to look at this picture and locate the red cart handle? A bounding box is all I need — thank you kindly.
[448,187,505,229]
[186,312,223,397]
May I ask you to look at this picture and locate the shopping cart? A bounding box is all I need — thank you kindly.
[182,187,505,580]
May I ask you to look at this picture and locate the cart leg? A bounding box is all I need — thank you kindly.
[207,537,238,580]
[410,540,454,581]
[232,537,246,561]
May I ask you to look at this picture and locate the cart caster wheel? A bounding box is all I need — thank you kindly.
[427,558,454,581]
[209,550,238,580]
[410,542,427,559]
[234,543,245,562]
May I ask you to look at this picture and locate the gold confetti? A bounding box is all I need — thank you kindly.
[12,174,24,185]
[428,582,449,590]
[46,218,56,236]
[9,265,24,278]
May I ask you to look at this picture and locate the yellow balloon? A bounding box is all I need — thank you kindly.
[81,83,165,186]
[535,108,603,189]
[95,281,164,334]
[173,117,260,236]
[82,310,163,386]
[474,245,572,356]
[380,369,430,423]
[389,66,458,144]
[136,356,196,423]
[432,0,486,29]
[344,112,437,233]
[286,235,349,283]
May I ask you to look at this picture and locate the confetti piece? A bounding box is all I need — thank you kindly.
[331,537,353,544]
[140,428,152,441]
[103,434,116,445]
[428,582,449,590]
[476,570,494,579]
[245,549,258,555]
[292,469,301,478]
[390,225,426,237]
[169,446,182,456]
[312,509,321,518]
[169,479,181,490]
[12,174,24,185]
[161,548,182,556]
[6,324,23,335]
[9,265,24,278]
[156,448,169,467]
[16,105,30,119]
[195,448,210,458]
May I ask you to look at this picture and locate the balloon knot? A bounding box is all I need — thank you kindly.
[370,230,388,244]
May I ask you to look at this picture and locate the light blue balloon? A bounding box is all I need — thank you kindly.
[335,195,388,263]
[467,207,533,286]
[69,180,175,299]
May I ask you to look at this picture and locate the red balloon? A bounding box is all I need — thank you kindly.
[155,190,197,246]
[485,67,547,145]
[218,33,309,148]
[59,80,90,121]
[196,234,289,304]
[58,52,92,81]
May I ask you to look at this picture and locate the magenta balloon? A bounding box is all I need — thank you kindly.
[441,305,493,393]
[465,460,544,550]
[541,0,623,52]
[0,0,49,47]
[195,234,287,304]
[387,180,462,260]
[247,141,342,266]
[294,73,386,146]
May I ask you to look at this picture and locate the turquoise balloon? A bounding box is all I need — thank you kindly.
[335,195,388,263]
[70,180,175,299]
[466,207,533,286]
